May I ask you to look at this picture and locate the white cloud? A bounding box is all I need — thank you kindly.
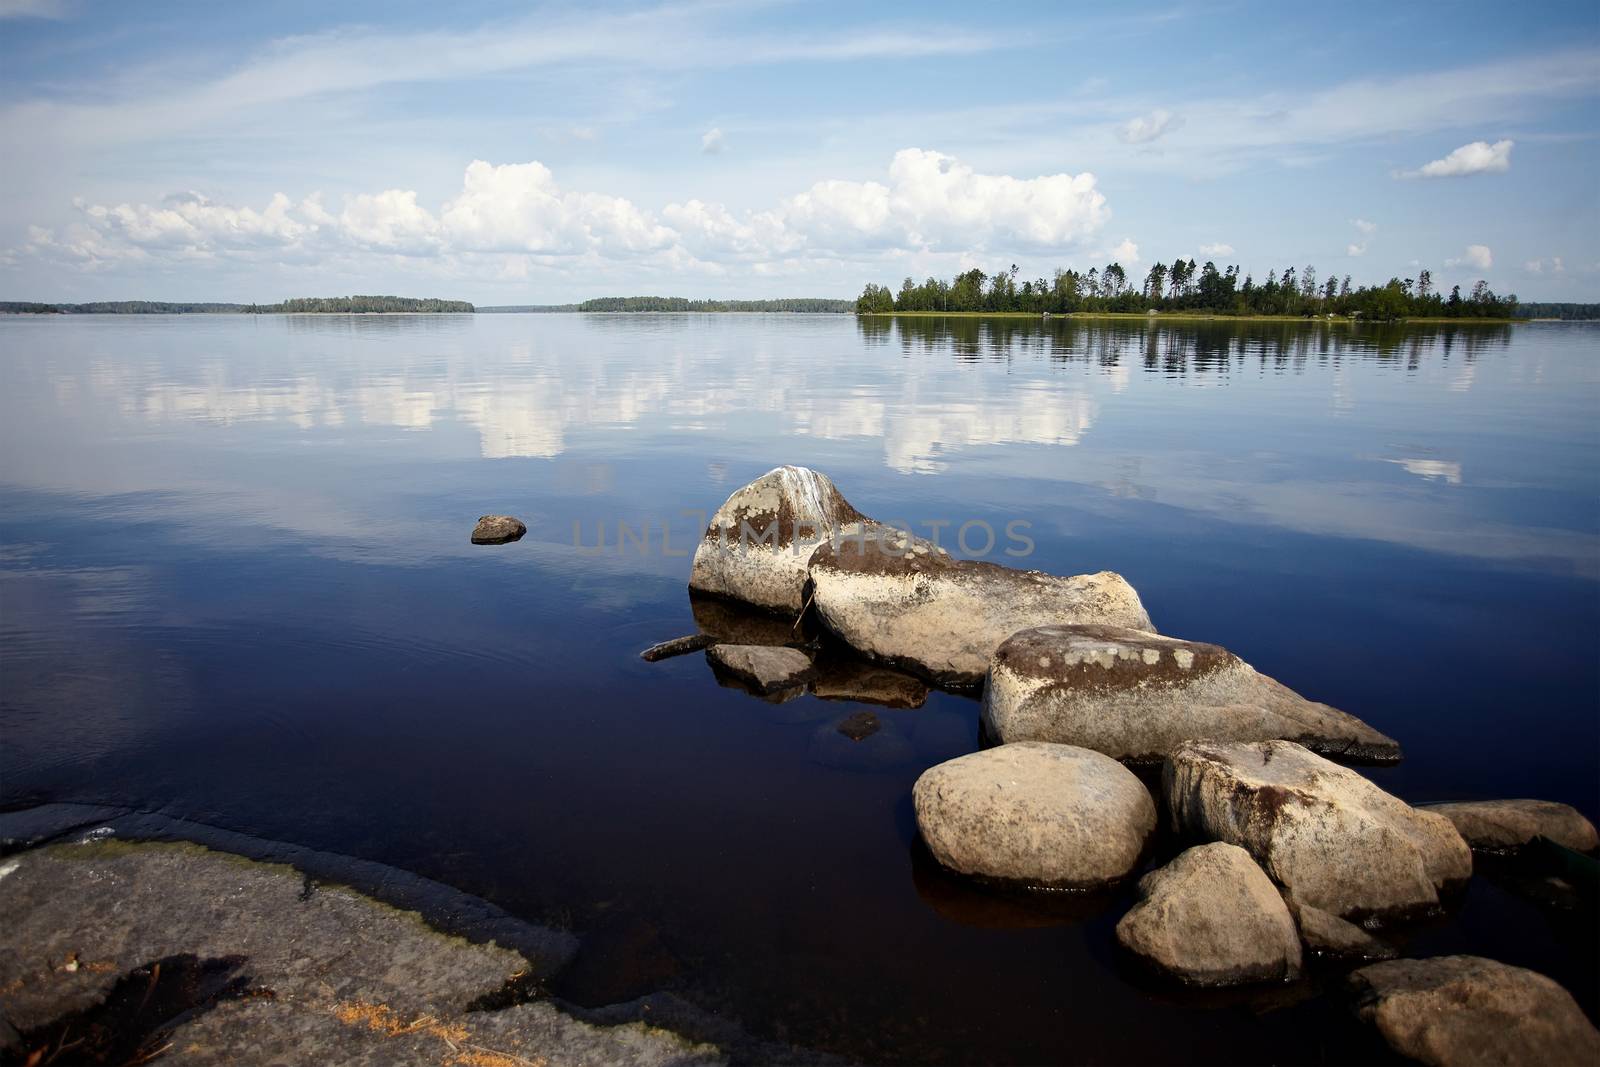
[1352,218,1378,235]
[701,127,725,154]
[1346,218,1376,257]
[17,149,1111,273]
[1110,238,1139,263]
[1446,244,1493,270]
[1523,256,1564,274]
[1197,242,1233,257]
[1397,139,1513,179]
[1117,108,1178,144]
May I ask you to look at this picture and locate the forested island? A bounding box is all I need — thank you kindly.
[1,295,474,314]
[857,261,1526,320]
[481,297,852,313]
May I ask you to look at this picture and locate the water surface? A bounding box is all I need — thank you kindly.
[2,313,1596,1063]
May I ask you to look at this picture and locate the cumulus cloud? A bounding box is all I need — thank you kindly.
[1397,139,1513,179]
[1446,244,1493,270]
[1198,242,1233,257]
[700,127,725,154]
[1117,109,1178,144]
[1347,218,1377,257]
[14,149,1110,274]
[1523,256,1563,274]
[1110,238,1139,262]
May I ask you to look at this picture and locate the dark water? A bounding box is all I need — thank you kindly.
[2,313,1596,1064]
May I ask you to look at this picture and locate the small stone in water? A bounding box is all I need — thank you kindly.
[837,711,880,741]
[471,515,526,545]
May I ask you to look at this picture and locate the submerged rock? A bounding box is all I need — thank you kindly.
[913,742,1155,888]
[1165,740,1472,921]
[810,529,1153,688]
[1420,799,1599,855]
[1348,955,1600,1067]
[1285,897,1396,961]
[705,643,816,695]
[809,655,929,709]
[688,465,867,613]
[836,710,881,741]
[1115,842,1302,986]
[471,514,526,544]
[983,625,1400,763]
[0,841,718,1067]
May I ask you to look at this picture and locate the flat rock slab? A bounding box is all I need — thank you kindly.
[688,465,866,612]
[811,530,1153,688]
[984,625,1400,763]
[1116,842,1302,986]
[1349,955,1600,1067]
[1420,799,1599,854]
[471,514,526,544]
[0,841,720,1066]
[1165,740,1472,922]
[913,742,1155,888]
[705,644,816,694]
[1287,898,1396,961]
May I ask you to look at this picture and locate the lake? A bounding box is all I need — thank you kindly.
[1,312,1596,1064]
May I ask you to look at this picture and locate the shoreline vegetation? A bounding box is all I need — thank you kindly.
[856,262,1600,322]
[0,295,474,315]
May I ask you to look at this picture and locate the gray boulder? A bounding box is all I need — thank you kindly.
[983,624,1400,763]
[913,742,1155,888]
[1285,896,1396,961]
[688,465,867,613]
[1115,842,1302,985]
[705,643,815,695]
[811,528,1153,688]
[1420,799,1598,854]
[1349,955,1600,1067]
[471,514,526,544]
[1165,740,1472,921]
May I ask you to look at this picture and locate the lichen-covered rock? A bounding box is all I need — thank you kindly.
[0,841,718,1067]
[1286,896,1396,961]
[1115,842,1302,985]
[1349,955,1600,1067]
[705,643,815,695]
[471,514,526,544]
[1420,799,1599,855]
[913,742,1155,888]
[983,625,1400,763]
[810,529,1153,688]
[688,465,867,612]
[1165,740,1472,921]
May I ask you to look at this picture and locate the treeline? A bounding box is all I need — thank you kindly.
[1,300,247,314]
[858,260,1519,320]
[256,295,474,313]
[577,296,852,313]
[1514,302,1600,320]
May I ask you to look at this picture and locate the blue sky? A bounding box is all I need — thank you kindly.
[2,0,1596,303]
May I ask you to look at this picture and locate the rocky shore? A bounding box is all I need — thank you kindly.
[643,464,1600,1065]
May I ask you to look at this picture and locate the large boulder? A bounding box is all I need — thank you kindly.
[983,625,1400,763]
[1115,842,1302,985]
[1165,740,1471,921]
[912,742,1155,888]
[1348,955,1600,1067]
[811,529,1153,688]
[688,466,867,613]
[1420,799,1599,855]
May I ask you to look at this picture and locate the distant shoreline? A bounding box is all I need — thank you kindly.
[856,311,1533,324]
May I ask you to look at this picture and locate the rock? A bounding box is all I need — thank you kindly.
[1165,740,1472,921]
[912,742,1155,888]
[1420,799,1599,855]
[983,625,1401,763]
[471,514,526,544]
[809,655,929,709]
[810,528,1153,688]
[639,633,716,662]
[705,644,815,695]
[836,711,880,741]
[688,465,867,613]
[0,841,719,1067]
[1348,955,1600,1067]
[807,717,916,772]
[1286,897,1395,961]
[690,592,809,646]
[1115,842,1302,985]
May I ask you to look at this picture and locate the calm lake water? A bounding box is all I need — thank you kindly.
[2,313,1596,1063]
